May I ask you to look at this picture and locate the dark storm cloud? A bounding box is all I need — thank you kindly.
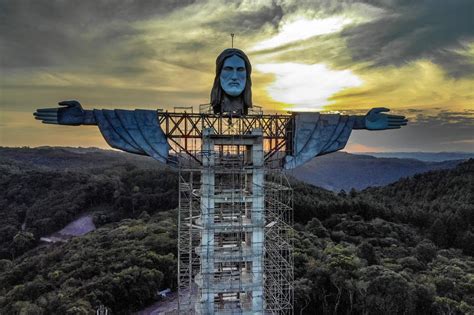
[149,3,285,73]
[413,110,474,127]
[0,0,195,70]
[342,0,474,77]
[203,2,284,34]
[3,0,473,76]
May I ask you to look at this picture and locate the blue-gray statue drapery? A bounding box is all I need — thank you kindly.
[93,109,169,163]
[283,113,355,169]
[92,110,354,168]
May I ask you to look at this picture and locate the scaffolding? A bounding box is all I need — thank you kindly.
[178,127,293,314]
[157,107,294,167]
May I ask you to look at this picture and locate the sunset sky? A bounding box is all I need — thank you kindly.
[1,0,473,152]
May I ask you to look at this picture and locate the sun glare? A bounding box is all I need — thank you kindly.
[255,63,363,111]
[252,16,353,51]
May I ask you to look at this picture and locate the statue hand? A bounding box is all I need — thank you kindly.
[33,100,85,125]
[365,107,407,130]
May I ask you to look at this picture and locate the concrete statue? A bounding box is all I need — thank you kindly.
[33,47,408,314]
[33,48,407,169]
[211,48,252,115]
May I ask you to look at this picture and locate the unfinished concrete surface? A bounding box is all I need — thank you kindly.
[178,128,293,314]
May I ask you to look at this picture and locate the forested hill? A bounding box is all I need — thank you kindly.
[0,148,473,314]
[1,147,463,191]
[290,159,474,254]
[0,152,179,260]
[360,159,474,252]
[0,146,163,171]
[291,159,474,314]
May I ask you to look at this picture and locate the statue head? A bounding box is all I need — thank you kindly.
[211,48,252,114]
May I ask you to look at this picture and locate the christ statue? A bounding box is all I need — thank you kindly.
[33,48,407,169]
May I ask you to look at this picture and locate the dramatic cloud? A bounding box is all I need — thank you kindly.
[412,109,474,128]
[0,0,195,70]
[342,0,474,77]
[1,0,473,152]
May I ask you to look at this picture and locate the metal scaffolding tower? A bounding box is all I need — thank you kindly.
[176,107,293,314]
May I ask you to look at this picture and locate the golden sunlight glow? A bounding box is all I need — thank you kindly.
[255,63,363,111]
[251,16,353,51]
[326,60,474,113]
[2,1,473,152]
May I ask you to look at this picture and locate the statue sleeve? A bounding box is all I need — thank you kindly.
[283,113,355,169]
[93,109,169,163]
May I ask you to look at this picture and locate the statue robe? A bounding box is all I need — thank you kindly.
[92,110,354,169]
[93,109,169,163]
[283,113,355,169]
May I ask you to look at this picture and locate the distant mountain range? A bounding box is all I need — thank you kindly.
[356,151,474,162]
[1,147,468,191]
[287,151,464,191]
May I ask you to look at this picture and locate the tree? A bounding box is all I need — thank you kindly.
[294,278,312,315]
[357,241,379,266]
[364,268,414,314]
[430,219,448,248]
[456,231,474,256]
[305,218,329,238]
[415,239,437,263]
[11,301,44,315]
[11,231,36,258]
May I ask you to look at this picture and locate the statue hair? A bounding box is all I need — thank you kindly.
[210,48,252,114]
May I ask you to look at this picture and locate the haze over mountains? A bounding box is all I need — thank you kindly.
[1,147,468,192]
[357,152,474,162]
[288,152,464,191]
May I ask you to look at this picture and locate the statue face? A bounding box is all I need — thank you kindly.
[220,55,246,97]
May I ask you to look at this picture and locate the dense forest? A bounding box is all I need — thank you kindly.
[0,148,472,314]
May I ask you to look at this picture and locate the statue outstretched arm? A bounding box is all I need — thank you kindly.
[34,100,97,125]
[284,107,407,169]
[352,107,407,130]
[34,100,169,163]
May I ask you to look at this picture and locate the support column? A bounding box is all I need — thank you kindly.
[196,128,265,314]
[200,128,215,314]
[251,129,264,313]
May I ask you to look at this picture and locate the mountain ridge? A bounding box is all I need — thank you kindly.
[357,151,474,162]
[288,151,462,191]
[0,147,464,191]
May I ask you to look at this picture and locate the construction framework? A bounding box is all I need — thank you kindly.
[176,122,294,314]
[157,108,294,166]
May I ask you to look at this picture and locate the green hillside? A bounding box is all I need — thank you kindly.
[0,151,472,314]
[0,213,177,314]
